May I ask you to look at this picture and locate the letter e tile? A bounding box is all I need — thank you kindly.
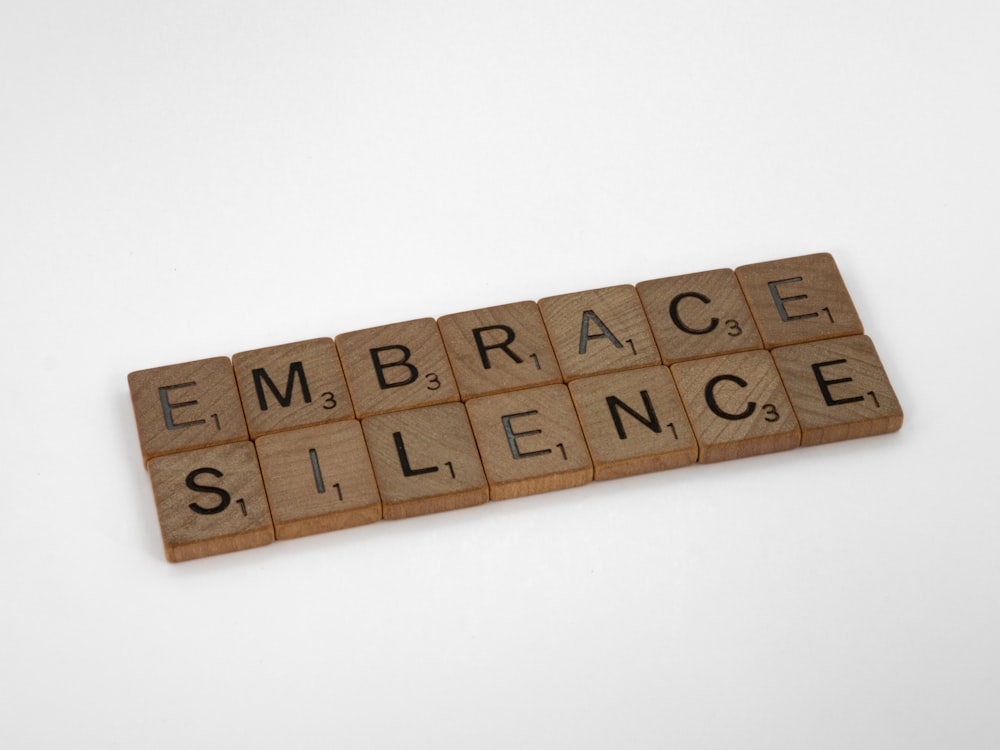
[362,402,488,519]
[569,366,698,480]
[255,421,382,539]
[735,253,864,347]
[671,351,801,463]
[465,384,593,500]
[147,442,274,562]
[337,318,460,418]
[771,335,903,446]
[128,357,248,464]
[233,338,355,439]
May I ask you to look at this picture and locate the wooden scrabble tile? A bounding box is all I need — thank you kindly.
[771,335,904,446]
[735,252,864,348]
[438,301,562,399]
[233,337,355,439]
[128,357,248,464]
[465,384,592,500]
[538,284,661,380]
[255,421,381,539]
[147,441,274,562]
[568,366,698,480]
[337,318,460,418]
[636,268,763,363]
[671,350,801,463]
[362,402,488,520]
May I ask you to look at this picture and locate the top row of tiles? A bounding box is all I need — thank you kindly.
[129,253,864,461]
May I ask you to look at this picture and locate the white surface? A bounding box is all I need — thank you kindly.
[2,2,998,748]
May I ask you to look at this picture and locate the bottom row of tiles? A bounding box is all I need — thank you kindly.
[146,334,902,562]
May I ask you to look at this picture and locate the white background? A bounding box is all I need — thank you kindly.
[2,2,997,748]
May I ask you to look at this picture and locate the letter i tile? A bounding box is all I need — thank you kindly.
[771,334,903,446]
[147,442,274,562]
[362,402,488,520]
[128,357,249,464]
[671,350,801,463]
[337,318,460,418]
[568,366,698,480]
[465,384,593,500]
[255,421,382,539]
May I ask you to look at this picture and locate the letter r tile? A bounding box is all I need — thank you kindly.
[735,253,864,347]
[337,318,460,418]
[362,402,488,520]
[438,301,562,399]
[771,334,903,446]
[233,337,355,439]
[671,350,801,463]
[128,357,248,464]
[147,441,274,562]
[465,384,592,501]
[255,421,381,539]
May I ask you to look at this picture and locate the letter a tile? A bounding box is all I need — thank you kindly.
[735,253,864,348]
[147,441,274,562]
[233,338,355,439]
[255,421,382,539]
[465,384,592,500]
[337,318,460,418]
[128,357,248,464]
[362,402,488,520]
[671,351,801,463]
[538,285,660,380]
[771,335,903,446]
[569,366,698,480]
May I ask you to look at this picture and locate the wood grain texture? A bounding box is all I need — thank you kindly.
[735,252,864,348]
[568,366,698,480]
[636,268,763,364]
[337,318,460,418]
[671,350,801,463]
[255,421,381,539]
[362,402,488,519]
[771,334,904,446]
[233,337,355,439]
[128,357,248,464]
[438,301,562,399]
[147,441,274,562]
[465,384,592,500]
[538,284,660,380]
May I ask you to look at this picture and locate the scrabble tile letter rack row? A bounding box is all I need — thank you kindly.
[128,253,903,562]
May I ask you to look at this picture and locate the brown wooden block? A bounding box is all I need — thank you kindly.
[538,285,660,380]
[232,337,355,439]
[438,301,562,399]
[671,350,801,463]
[568,366,698,480]
[771,335,904,446]
[337,318,460,418]
[128,357,248,464]
[735,252,864,348]
[147,441,274,562]
[465,384,592,500]
[362,402,488,520]
[255,421,381,539]
[636,268,763,363]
